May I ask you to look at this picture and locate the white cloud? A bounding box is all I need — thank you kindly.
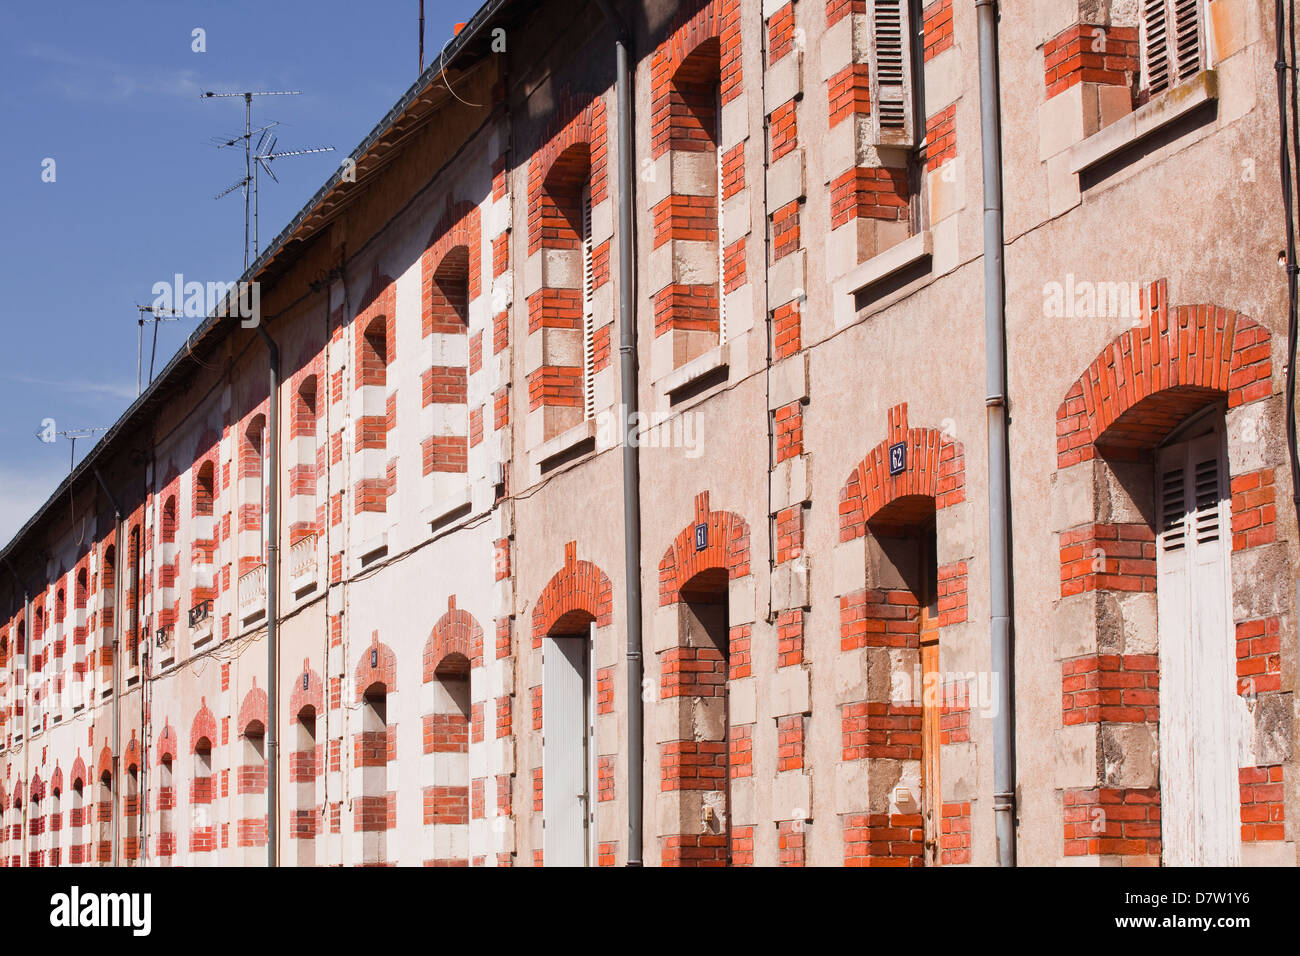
[0,374,137,401]
[23,41,240,104]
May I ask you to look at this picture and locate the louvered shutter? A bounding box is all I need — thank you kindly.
[1155,430,1240,866]
[1171,0,1206,83]
[869,0,915,147]
[1143,0,1205,98]
[716,93,728,346]
[581,183,596,421]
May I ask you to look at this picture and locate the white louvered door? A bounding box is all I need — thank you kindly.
[543,633,590,866]
[1156,429,1239,866]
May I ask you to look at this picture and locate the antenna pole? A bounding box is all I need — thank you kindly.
[420,0,426,72]
[203,90,312,267]
[136,317,143,396]
[244,93,252,271]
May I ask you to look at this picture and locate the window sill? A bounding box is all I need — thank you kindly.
[532,418,597,471]
[832,230,933,330]
[660,342,730,400]
[1068,70,1218,176]
[420,486,473,530]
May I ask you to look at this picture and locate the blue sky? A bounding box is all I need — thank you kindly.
[0,0,484,545]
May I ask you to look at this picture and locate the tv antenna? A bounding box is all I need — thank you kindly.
[202,89,319,270]
[135,305,191,395]
[35,425,110,473]
[216,131,335,263]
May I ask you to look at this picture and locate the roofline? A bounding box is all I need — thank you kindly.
[0,0,516,572]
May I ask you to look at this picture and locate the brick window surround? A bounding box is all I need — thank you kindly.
[1054,279,1277,864]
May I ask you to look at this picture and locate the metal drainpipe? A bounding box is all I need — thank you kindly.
[975,0,1016,866]
[92,465,124,867]
[593,0,644,866]
[3,559,30,867]
[255,324,281,868]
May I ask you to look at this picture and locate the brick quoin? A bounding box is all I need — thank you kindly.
[1063,787,1161,858]
[1061,654,1159,725]
[1240,766,1286,842]
[940,802,970,864]
[1042,22,1138,100]
[1230,468,1278,552]
[1237,616,1282,696]
[1058,523,1156,597]
[923,0,954,61]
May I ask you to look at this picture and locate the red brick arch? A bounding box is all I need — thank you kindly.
[650,0,743,159]
[0,782,6,814]
[124,731,140,772]
[532,541,614,644]
[191,698,218,752]
[354,267,397,388]
[70,754,87,789]
[423,198,482,333]
[238,683,268,735]
[289,658,324,718]
[1056,279,1273,466]
[839,403,965,542]
[96,744,113,781]
[527,90,609,255]
[29,772,43,803]
[355,633,397,701]
[155,723,176,765]
[50,764,63,794]
[424,596,483,682]
[659,491,752,606]
[1052,280,1275,864]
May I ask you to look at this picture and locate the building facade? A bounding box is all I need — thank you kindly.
[0,0,1295,866]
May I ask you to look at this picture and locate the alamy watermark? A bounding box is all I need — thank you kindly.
[1043,274,1141,321]
[151,274,260,328]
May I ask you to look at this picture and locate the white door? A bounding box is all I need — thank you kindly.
[543,632,590,866]
[1156,428,1240,866]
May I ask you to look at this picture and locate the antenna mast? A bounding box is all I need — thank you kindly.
[201,89,303,270]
